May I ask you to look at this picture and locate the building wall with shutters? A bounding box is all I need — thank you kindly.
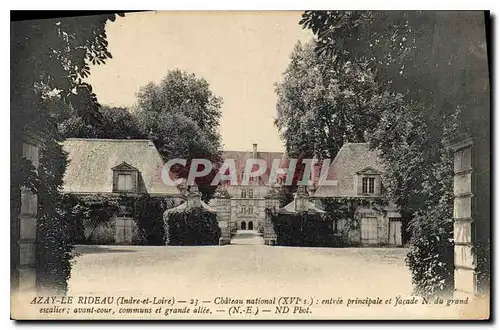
[354,208,402,247]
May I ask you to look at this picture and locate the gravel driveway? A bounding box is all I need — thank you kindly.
[67,231,464,319]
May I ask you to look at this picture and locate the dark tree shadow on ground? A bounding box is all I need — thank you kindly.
[73,245,138,255]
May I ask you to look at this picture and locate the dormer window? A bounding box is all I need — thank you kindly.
[112,162,139,193]
[356,167,382,196]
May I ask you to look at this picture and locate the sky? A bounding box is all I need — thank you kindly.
[85,11,313,152]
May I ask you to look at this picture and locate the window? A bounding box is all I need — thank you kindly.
[117,174,133,192]
[368,177,375,193]
[362,177,375,194]
[248,205,253,214]
[112,162,138,193]
[241,189,246,198]
[248,189,253,198]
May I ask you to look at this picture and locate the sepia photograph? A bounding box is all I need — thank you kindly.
[10,8,491,321]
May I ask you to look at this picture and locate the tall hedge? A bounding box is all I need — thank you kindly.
[133,195,174,245]
[166,208,221,246]
[272,212,333,247]
[36,140,73,294]
[405,202,454,297]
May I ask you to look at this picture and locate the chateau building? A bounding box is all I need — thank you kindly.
[60,139,403,247]
[215,144,285,232]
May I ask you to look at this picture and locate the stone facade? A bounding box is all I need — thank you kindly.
[225,185,271,232]
[212,197,231,245]
[211,143,285,240]
[210,191,279,245]
[451,139,477,298]
[61,139,183,245]
[313,143,403,247]
[263,197,280,245]
[212,186,279,244]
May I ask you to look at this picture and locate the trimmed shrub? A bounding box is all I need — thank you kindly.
[166,207,221,245]
[132,195,174,246]
[272,212,333,247]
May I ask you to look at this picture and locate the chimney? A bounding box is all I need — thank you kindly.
[252,143,257,158]
[295,185,310,212]
[186,183,202,209]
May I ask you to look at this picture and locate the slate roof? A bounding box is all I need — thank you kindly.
[312,143,385,198]
[221,148,286,186]
[61,138,182,196]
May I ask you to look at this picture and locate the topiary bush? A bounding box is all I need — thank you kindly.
[166,208,221,245]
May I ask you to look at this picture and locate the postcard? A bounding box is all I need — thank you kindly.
[10,10,491,320]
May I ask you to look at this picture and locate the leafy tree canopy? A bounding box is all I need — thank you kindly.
[275,40,392,159]
[11,13,124,132]
[135,69,224,200]
[299,10,489,139]
[136,69,223,157]
[298,10,490,296]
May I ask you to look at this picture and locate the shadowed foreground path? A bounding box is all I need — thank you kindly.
[67,235,466,319]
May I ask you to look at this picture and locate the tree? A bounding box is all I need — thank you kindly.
[275,41,392,160]
[299,11,489,139]
[53,100,144,140]
[299,10,490,296]
[135,69,224,200]
[11,13,123,293]
[136,69,222,149]
[11,14,124,131]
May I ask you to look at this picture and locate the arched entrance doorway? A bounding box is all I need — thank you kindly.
[241,221,246,230]
[248,221,254,230]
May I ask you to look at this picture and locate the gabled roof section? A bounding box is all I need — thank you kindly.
[111,162,138,171]
[313,143,385,198]
[61,139,181,196]
[355,166,382,175]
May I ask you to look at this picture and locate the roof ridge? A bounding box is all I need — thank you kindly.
[64,138,153,143]
[222,150,284,153]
